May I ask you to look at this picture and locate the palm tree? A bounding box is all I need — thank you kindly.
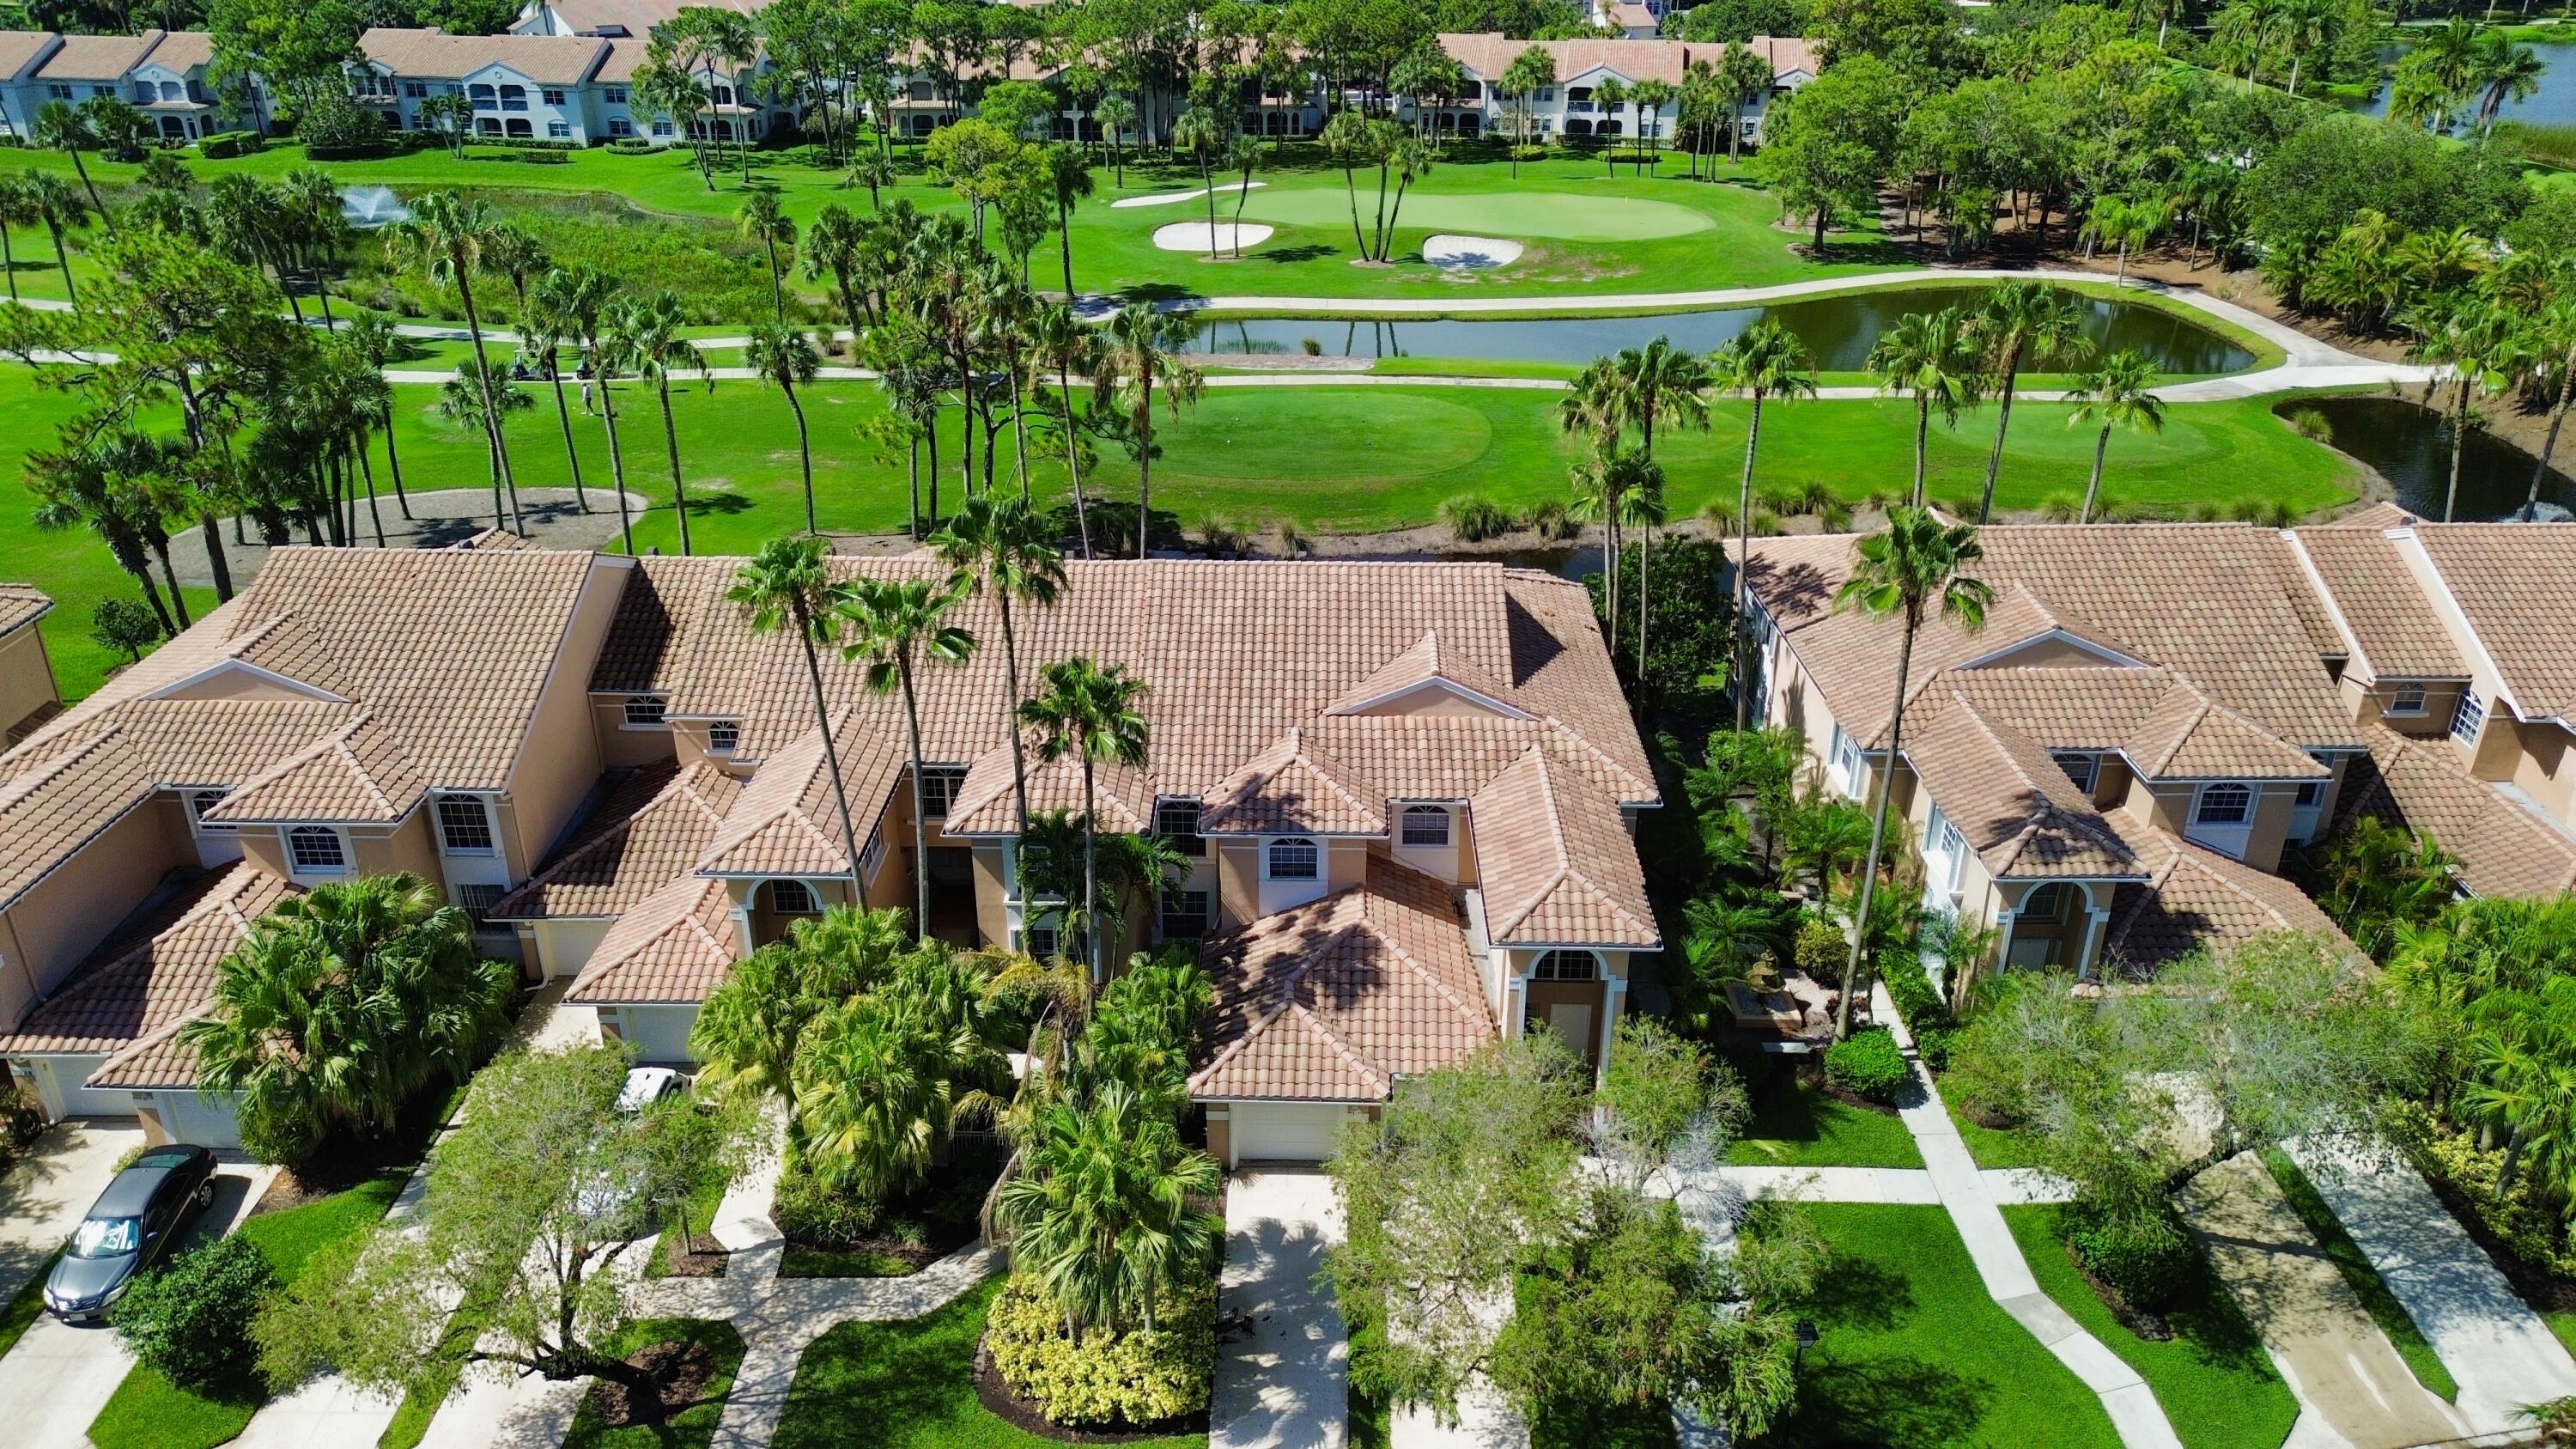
[1867,307,1982,505]
[1030,301,1102,557]
[605,289,708,554]
[1718,43,1772,163]
[535,265,632,550]
[932,496,1066,841]
[805,203,869,348]
[2064,350,2165,524]
[731,536,872,903]
[1227,136,1262,260]
[1968,283,2095,523]
[1619,456,1668,683]
[1091,303,1203,557]
[1019,657,1150,983]
[1097,94,1137,188]
[838,576,979,937]
[1500,46,1556,178]
[389,193,521,528]
[440,361,532,533]
[738,188,797,320]
[1631,78,1675,160]
[635,58,714,187]
[1378,133,1432,259]
[1171,105,1226,262]
[1828,508,1994,1040]
[27,438,179,636]
[1613,335,1710,459]
[1593,77,1631,176]
[2524,295,2576,515]
[277,165,348,326]
[1780,785,1874,906]
[1321,109,1376,259]
[0,173,39,303]
[521,271,592,517]
[2472,31,2546,134]
[1044,142,1096,295]
[24,171,87,303]
[993,1080,1222,1333]
[2409,298,2532,522]
[337,314,416,520]
[2080,195,2164,286]
[31,101,104,219]
[1559,358,1633,648]
[1710,321,1817,731]
[744,322,824,533]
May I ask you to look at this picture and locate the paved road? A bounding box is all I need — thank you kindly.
[1212,1171,1348,1449]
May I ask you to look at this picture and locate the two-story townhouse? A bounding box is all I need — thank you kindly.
[0,30,265,140]
[0,31,64,139]
[25,30,166,123]
[1425,33,1815,144]
[355,29,621,143]
[0,535,630,1146]
[120,30,224,141]
[1735,523,2364,982]
[2291,503,2576,899]
[0,586,61,747]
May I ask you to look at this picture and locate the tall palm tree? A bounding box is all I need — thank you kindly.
[440,360,532,533]
[2409,298,2532,522]
[605,288,709,553]
[27,438,180,636]
[804,203,870,348]
[1030,301,1102,557]
[933,496,1066,841]
[1613,334,1710,459]
[0,173,39,303]
[31,101,104,219]
[1171,104,1226,261]
[738,188,798,320]
[1044,142,1096,295]
[1828,508,1993,1039]
[2080,195,2164,286]
[1710,322,1817,731]
[521,270,592,517]
[2524,295,2576,514]
[1501,46,1556,178]
[1718,43,1772,163]
[1019,657,1150,983]
[276,165,348,326]
[337,314,416,520]
[1620,456,1668,683]
[1867,307,1982,506]
[1968,283,2094,523]
[389,193,521,526]
[993,1079,1223,1333]
[2064,350,2165,524]
[744,322,824,533]
[732,537,870,901]
[538,265,631,550]
[24,171,87,303]
[1091,303,1203,557]
[2472,31,2546,135]
[839,577,979,938]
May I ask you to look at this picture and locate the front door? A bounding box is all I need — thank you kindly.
[1546,1002,1594,1057]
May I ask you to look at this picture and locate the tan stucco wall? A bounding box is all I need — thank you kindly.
[0,624,59,738]
[0,798,191,1026]
[501,568,623,880]
[1327,840,1369,892]
[1204,1108,1230,1167]
[592,697,676,769]
[1215,840,1259,931]
[2125,776,2190,837]
[2509,720,2576,825]
[2352,681,2467,738]
[1525,978,1609,1065]
[523,918,611,979]
[353,813,439,882]
[2241,785,2298,874]
[972,845,1010,947]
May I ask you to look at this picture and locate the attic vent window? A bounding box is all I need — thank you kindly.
[623,695,667,727]
[919,766,968,817]
[2387,685,2427,717]
[190,789,235,832]
[708,720,739,754]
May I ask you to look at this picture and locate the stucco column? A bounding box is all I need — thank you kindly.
[730,904,754,957]
[1597,977,1628,1082]
[1994,907,2019,977]
[2077,901,2111,983]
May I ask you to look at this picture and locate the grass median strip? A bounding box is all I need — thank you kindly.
[2259,1148,2459,1402]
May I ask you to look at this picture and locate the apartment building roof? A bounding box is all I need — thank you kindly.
[139,30,212,70]
[2339,726,2576,900]
[489,760,744,920]
[520,0,757,39]
[0,31,58,80]
[0,861,290,1059]
[0,584,52,638]
[2101,820,2348,973]
[2287,525,2467,681]
[565,874,737,1005]
[1435,31,1816,86]
[31,29,165,81]
[358,27,612,85]
[1190,855,1497,1102]
[1472,747,1656,947]
[2413,526,2576,722]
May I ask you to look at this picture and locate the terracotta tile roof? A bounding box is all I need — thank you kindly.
[2119,679,2329,781]
[358,27,610,85]
[0,862,290,1055]
[0,728,161,910]
[531,0,758,38]
[1200,729,1388,837]
[2288,527,2466,680]
[207,714,424,823]
[1190,857,1496,1102]
[1899,686,2142,880]
[1937,667,2175,751]
[2320,501,2424,531]
[1435,32,1812,87]
[489,761,742,919]
[2411,526,2576,721]
[591,556,733,696]
[455,527,532,552]
[946,747,1156,837]
[0,584,51,639]
[87,1011,211,1090]
[1322,629,1524,717]
[1471,748,1658,947]
[33,29,161,79]
[563,874,739,1004]
[0,32,62,80]
[2100,817,2354,975]
[694,708,902,877]
[2338,726,2576,900]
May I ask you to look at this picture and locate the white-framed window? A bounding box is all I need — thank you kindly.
[189,788,235,832]
[605,85,629,104]
[608,118,633,137]
[2294,752,2333,808]
[1160,889,1209,941]
[288,826,347,873]
[1532,949,1599,981]
[768,879,819,914]
[2388,685,2427,717]
[443,82,463,95]
[547,121,570,137]
[1928,806,1968,897]
[859,823,885,879]
[623,694,666,728]
[90,84,112,99]
[542,87,566,105]
[2020,882,2070,922]
[708,720,739,753]
[1267,837,1319,880]
[1399,805,1452,847]
[436,795,495,853]
[2050,752,2099,794]
[1024,922,1060,959]
[1156,798,1204,856]
[918,766,968,817]
[2194,783,2253,825]
[2450,692,2485,747]
[453,882,505,927]
[652,120,673,137]
[1829,724,1864,795]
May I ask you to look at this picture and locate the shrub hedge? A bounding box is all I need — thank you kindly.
[199,131,264,159]
[986,1270,1215,1428]
[1879,951,1956,1070]
[2065,1202,2201,1312]
[1793,914,1846,986]
[112,1234,277,1391]
[1823,1026,1908,1104]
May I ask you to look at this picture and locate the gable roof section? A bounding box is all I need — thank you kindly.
[2120,678,2329,781]
[1189,856,1496,1102]
[0,583,51,639]
[0,862,290,1053]
[2101,819,2354,975]
[2411,526,2576,721]
[0,32,63,81]
[1899,685,2142,880]
[1200,728,1387,836]
[945,746,1157,837]
[2287,526,2466,681]
[206,713,424,823]
[694,708,905,877]
[489,761,743,919]
[1322,630,1528,719]
[1471,747,1658,947]
[33,29,162,79]
[2338,725,2576,900]
[564,874,741,1004]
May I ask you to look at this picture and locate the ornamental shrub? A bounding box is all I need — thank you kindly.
[1793,914,1846,986]
[1441,494,1513,544]
[2066,1202,2200,1312]
[770,1159,879,1248]
[1822,1026,1907,1104]
[112,1234,278,1391]
[198,131,264,159]
[986,1271,1216,1428]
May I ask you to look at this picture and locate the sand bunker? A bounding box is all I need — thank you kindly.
[1153,222,1274,253]
[1112,180,1268,209]
[1422,234,1524,269]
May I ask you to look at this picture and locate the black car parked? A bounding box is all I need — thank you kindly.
[44,1144,218,1321]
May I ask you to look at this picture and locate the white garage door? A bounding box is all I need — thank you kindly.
[23,1056,124,1118]
[617,1006,702,1065]
[1231,1104,1349,1164]
[149,1090,244,1151]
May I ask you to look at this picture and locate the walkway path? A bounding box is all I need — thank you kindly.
[2286,1136,2576,1436]
[1875,985,2186,1449]
[2176,1154,2471,1449]
[1212,1171,1346,1449]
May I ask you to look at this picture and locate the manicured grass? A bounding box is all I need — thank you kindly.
[2260,1148,2460,1403]
[2001,1205,2299,1449]
[772,1277,1205,1449]
[1948,1100,2048,1171]
[0,1249,61,1360]
[88,1172,409,1449]
[2551,1310,2576,1358]
[1754,1203,2120,1448]
[780,1245,921,1277]
[562,1318,746,1449]
[1727,1071,1924,1169]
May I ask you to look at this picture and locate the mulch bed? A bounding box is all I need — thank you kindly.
[588,1338,722,1428]
[969,1341,1209,1445]
[1795,1059,1904,1118]
[656,1232,730,1279]
[2060,1239,2176,1342]
[2410,1158,2576,1316]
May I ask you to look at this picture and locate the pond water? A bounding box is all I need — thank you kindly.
[1185,286,2257,375]
[2341,40,2576,127]
[2278,395,2576,520]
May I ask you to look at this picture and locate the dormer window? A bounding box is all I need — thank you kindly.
[1156,798,1204,856]
[1532,949,1599,981]
[1400,805,1452,847]
[768,879,818,914]
[2388,685,2427,717]
[1267,837,1319,880]
[189,789,235,833]
[2193,783,2252,825]
[623,695,666,728]
[2050,752,2099,794]
[289,826,347,874]
[919,766,968,817]
[708,720,739,754]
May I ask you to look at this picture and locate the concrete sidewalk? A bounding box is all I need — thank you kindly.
[1212,1171,1348,1449]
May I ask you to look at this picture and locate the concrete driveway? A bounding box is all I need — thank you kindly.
[0,1117,146,1301]
[1212,1171,1347,1449]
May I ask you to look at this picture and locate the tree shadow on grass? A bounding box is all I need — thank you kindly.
[1801,1255,1913,1335]
[1254,244,1337,265]
[1755,1354,1988,1447]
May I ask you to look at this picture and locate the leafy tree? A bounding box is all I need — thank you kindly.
[181,873,516,1166]
[2064,349,2163,524]
[691,906,906,1120]
[838,576,978,935]
[115,1234,276,1392]
[793,943,1008,1200]
[1752,52,1900,248]
[994,1079,1222,1335]
[2242,113,2525,259]
[2302,815,2455,960]
[89,595,163,661]
[31,100,106,220]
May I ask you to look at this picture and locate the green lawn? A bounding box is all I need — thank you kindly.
[779,1245,923,1277]
[1727,1071,1924,1169]
[2260,1149,2459,1402]
[88,1172,410,1449]
[2001,1206,2300,1449]
[1948,1100,2048,1171]
[1752,1203,2120,1449]
[562,1318,746,1449]
[772,1277,1205,1449]
[0,1248,61,1361]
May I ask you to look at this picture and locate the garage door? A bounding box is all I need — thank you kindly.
[1231,1104,1349,1164]
[23,1056,124,1118]
[149,1090,244,1151]
[617,1006,702,1065]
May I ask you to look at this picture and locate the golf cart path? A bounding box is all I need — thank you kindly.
[2286,1136,2576,1435]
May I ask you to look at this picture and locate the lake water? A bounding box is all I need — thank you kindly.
[2341,40,2576,127]
[1184,285,2257,375]
[2278,395,2576,520]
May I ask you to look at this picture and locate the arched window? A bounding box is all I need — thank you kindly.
[288,826,345,872]
[623,695,666,727]
[1399,805,1451,848]
[189,789,234,832]
[2020,883,2069,923]
[769,879,818,914]
[1532,949,1598,981]
[2194,783,2252,825]
[1266,837,1319,880]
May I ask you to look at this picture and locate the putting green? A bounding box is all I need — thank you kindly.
[1232,187,1715,242]
[1157,390,1497,484]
